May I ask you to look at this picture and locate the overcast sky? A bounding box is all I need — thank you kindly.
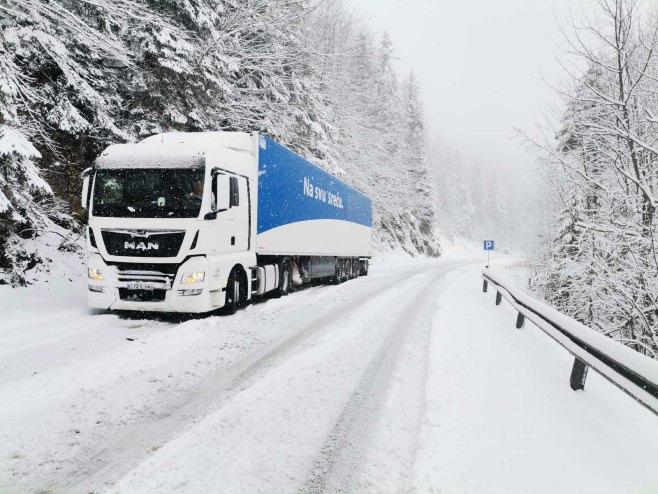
[346,0,579,173]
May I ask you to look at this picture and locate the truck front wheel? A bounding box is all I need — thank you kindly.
[224,270,246,315]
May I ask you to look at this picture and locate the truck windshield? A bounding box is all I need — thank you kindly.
[92,168,205,218]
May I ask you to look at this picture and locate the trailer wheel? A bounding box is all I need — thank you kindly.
[332,261,342,284]
[343,259,351,282]
[359,259,369,276]
[350,258,357,279]
[274,260,291,297]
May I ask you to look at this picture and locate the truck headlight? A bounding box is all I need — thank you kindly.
[88,267,104,281]
[180,271,205,284]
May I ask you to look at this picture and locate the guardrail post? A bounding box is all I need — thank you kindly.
[495,292,502,305]
[482,279,488,293]
[515,312,525,329]
[570,358,588,391]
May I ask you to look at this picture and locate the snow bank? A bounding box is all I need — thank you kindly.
[436,235,482,259]
[413,264,658,493]
[0,227,84,288]
[485,266,658,412]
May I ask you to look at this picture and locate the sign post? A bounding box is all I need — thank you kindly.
[483,240,495,268]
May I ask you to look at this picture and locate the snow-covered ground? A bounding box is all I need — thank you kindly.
[414,261,658,493]
[1,257,656,493]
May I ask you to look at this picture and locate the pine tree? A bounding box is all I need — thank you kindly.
[0,25,53,284]
[400,71,440,255]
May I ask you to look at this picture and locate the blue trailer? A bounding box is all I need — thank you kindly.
[83,131,372,314]
[256,135,372,259]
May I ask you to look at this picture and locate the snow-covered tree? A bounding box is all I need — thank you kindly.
[531,0,658,357]
[0,0,442,284]
[304,4,441,255]
[399,71,439,255]
[0,17,57,284]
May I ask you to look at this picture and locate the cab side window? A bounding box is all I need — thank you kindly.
[211,174,218,210]
[229,176,239,207]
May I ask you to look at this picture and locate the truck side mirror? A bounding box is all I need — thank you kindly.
[215,174,231,212]
[80,167,92,209]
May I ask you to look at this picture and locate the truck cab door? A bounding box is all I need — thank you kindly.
[210,174,249,253]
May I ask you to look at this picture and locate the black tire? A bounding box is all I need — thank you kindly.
[332,260,342,284]
[274,260,291,297]
[223,271,245,315]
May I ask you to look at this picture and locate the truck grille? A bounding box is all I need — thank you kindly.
[109,262,176,302]
[113,264,174,284]
[101,229,185,258]
[107,262,179,275]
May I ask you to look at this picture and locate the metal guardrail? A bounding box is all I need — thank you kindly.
[482,268,658,417]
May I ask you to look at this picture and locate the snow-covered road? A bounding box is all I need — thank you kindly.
[1,259,657,493]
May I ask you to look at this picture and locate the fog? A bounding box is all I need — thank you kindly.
[346,0,580,180]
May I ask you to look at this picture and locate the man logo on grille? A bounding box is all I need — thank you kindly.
[124,241,159,251]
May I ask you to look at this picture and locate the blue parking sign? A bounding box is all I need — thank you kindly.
[484,240,495,251]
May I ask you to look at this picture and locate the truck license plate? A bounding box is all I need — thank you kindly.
[127,282,155,291]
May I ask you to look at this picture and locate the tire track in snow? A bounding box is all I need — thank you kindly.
[48,262,456,492]
[301,263,460,493]
[108,263,465,492]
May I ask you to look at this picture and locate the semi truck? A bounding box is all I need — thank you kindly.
[81,132,372,314]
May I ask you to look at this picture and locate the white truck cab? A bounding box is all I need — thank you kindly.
[83,132,258,313]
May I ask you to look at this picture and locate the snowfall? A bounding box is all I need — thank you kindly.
[1,246,657,493]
